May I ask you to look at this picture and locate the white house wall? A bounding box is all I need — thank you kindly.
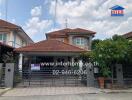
[6,31,27,48]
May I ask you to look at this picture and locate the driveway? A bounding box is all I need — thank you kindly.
[0,93,132,100]
[1,87,101,96]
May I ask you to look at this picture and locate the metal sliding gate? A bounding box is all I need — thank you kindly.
[14,69,88,87]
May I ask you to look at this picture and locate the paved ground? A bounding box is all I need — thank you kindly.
[1,87,132,96]
[0,87,132,100]
[0,88,11,96]
[1,87,101,96]
[0,93,132,100]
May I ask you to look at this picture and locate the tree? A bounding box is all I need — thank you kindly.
[91,39,101,50]
[91,35,131,77]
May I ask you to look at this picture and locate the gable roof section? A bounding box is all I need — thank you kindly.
[110,5,124,10]
[46,28,96,37]
[15,39,87,52]
[0,19,34,43]
[123,32,132,39]
[0,19,19,29]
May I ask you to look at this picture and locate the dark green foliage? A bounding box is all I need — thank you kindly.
[91,39,101,50]
[81,35,132,77]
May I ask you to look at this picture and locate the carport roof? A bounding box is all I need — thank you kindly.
[14,39,88,53]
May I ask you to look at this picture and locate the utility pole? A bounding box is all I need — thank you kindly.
[5,0,8,21]
[65,19,68,28]
[54,0,58,28]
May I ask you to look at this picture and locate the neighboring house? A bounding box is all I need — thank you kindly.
[123,32,132,40]
[0,42,14,63]
[0,19,34,48]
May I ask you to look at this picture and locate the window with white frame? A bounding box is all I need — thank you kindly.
[0,33,7,43]
[73,37,87,46]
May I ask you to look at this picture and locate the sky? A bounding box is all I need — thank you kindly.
[0,0,132,42]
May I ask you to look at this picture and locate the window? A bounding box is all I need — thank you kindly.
[73,37,87,46]
[3,34,7,41]
[0,33,7,42]
[0,34,2,40]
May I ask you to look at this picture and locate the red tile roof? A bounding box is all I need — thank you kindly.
[0,19,34,43]
[123,32,132,39]
[0,19,20,29]
[15,39,87,52]
[46,28,96,37]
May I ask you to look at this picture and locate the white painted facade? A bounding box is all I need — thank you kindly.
[0,30,33,48]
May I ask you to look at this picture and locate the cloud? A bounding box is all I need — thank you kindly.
[49,0,132,39]
[24,6,52,42]
[108,17,132,35]
[11,19,16,24]
[31,6,42,17]
[25,17,52,36]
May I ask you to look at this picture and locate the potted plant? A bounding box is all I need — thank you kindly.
[98,65,111,89]
[105,78,112,89]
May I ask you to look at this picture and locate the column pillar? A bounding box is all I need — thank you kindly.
[79,59,83,70]
[18,53,23,70]
[86,62,94,87]
[71,57,74,63]
[71,57,75,68]
[5,63,14,88]
[116,64,124,85]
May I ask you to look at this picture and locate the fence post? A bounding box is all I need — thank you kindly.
[116,64,124,85]
[5,63,14,88]
[86,63,94,87]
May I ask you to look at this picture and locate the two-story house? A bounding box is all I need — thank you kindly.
[15,28,96,70]
[14,28,96,86]
[0,19,34,48]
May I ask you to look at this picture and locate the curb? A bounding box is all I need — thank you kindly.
[0,88,12,96]
[101,89,132,94]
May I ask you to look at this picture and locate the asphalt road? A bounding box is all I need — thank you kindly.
[0,93,132,100]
